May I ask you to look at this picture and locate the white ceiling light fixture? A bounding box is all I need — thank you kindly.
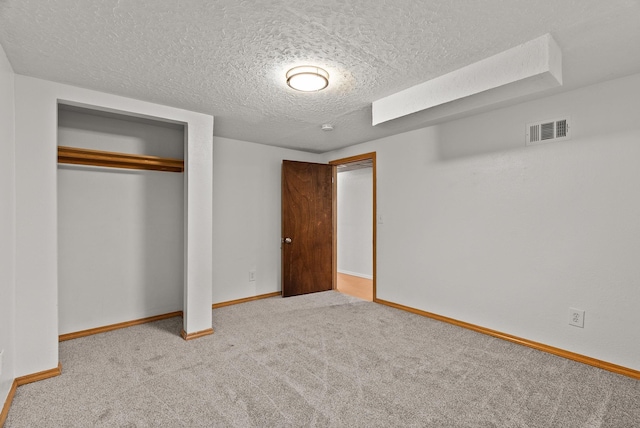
[286,66,329,92]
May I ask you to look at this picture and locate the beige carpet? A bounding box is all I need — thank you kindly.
[6,291,640,427]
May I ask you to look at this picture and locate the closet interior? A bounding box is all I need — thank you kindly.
[57,104,186,336]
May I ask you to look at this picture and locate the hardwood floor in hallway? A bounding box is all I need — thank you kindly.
[336,272,373,301]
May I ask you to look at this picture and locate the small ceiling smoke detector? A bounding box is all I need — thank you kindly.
[286,66,329,92]
[321,124,334,131]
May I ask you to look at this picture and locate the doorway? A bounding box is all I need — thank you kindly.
[330,153,377,302]
[280,153,376,300]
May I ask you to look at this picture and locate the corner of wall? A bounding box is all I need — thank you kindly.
[0,39,17,417]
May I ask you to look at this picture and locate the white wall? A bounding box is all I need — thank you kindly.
[0,42,16,408]
[337,168,373,278]
[323,72,640,371]
[212,137,320,303]
[13,76,213,377]
[57,109,185,334]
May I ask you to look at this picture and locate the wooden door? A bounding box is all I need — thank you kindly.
[282,160,333,297]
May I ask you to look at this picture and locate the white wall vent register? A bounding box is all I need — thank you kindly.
[526,117,571,145]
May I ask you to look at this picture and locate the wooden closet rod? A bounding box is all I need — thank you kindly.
[58,146,184,173]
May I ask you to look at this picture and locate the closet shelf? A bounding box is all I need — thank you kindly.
[58,146,184,173]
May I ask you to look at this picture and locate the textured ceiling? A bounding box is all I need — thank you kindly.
[1,0,639,152]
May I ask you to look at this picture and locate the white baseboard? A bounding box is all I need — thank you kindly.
[337,270,373,280]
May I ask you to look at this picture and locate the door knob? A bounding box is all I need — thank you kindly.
[284,237,292,244]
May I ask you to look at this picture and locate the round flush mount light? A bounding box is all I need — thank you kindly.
[286,66,329,92]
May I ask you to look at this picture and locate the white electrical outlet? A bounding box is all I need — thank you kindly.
[569,308,585,328]
[249,269,256,282]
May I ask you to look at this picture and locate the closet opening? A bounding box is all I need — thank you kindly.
[56,104,186,339]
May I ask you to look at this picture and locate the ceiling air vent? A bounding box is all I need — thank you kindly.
[526,117,571,146]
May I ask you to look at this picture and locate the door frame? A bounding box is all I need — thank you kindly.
[329,152,377,301]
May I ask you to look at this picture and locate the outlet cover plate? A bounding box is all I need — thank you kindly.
[569,308,585,328]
